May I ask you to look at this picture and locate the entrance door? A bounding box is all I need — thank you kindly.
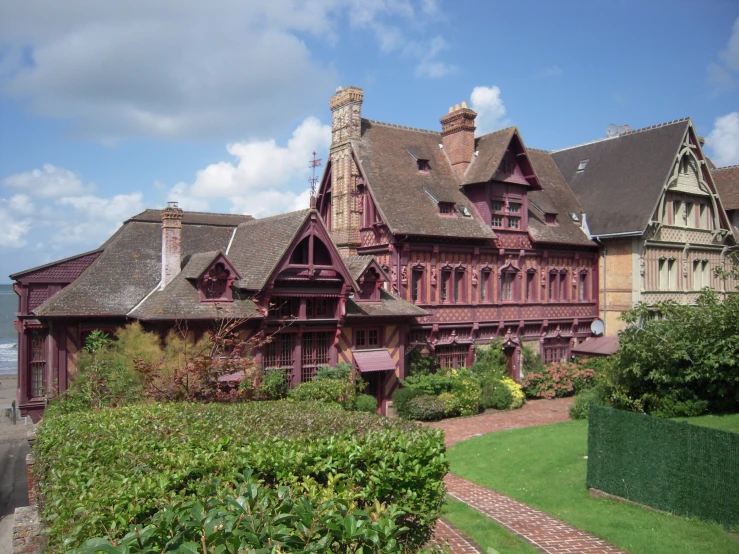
[362,371,388,415]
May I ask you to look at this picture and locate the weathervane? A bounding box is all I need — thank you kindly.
[309,151,322,197]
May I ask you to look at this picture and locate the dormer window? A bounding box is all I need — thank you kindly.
[439,202,455,216]
[358,267,382,302]
[545,213,558,226]
[201,263,232,302]
[417,159,430,173]
[577,160,589,172]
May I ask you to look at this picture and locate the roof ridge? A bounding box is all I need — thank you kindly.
[240,208,311,226]
[476,127,517,140]
[712,164,739,171]
[527,147,551,154]
[363,118,439,135]
[551,118,691,153]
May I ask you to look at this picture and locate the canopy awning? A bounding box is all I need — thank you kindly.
[352,348,396,373]
[571,336,619,357]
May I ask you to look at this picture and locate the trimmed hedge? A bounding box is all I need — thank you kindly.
[34,402,448,551]
[587,404,739,527]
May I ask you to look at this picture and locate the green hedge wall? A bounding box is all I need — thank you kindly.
[587,404,739,527]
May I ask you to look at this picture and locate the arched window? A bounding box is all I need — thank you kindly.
[313,237,332,265]
[290,237,310,265]
[201,262,232,301]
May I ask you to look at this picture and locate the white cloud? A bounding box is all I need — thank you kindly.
[707,62,734,93]
[720,18,739,71]
[8,194,34,215]
[706,112,739,167]
[0,204,31,249]
[169,116,331,216]
[411,36,456,78]
[53,193,144,247]
[2,164,93,197]
[0,0,454,139]
[470,85,509,135]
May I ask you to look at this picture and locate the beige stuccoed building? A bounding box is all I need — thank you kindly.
[551,119,738,335]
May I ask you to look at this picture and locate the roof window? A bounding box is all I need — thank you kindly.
[439,202,455,216]
[577,160,589,172]
[545,213,558,226]
[417,159,430,173]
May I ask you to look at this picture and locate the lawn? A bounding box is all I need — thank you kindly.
[447,419,739,554]
[443,497,539,554]
[674,412,739,433]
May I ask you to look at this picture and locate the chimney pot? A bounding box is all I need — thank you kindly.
[455,103,461,111]
[461,101,468,109]
[161,203,184,289]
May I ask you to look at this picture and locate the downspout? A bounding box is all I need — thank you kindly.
[595,237,607,334]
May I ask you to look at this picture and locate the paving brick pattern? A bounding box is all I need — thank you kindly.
[445,474,627,554]
[428,397,574,447]
[430,518,483,553]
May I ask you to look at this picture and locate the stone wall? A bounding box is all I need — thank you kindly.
[12,506,41,554]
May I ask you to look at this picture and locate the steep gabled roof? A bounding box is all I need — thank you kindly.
[227,210,311,290]
[526,149,593,246]
[462,127,541,189]
[346,289,427,318]
[551,119,690,237]
[352,119,494,240]
[712,165,739,211]
[34,215,241,317]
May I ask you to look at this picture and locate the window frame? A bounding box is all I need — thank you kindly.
[354,327,383,350]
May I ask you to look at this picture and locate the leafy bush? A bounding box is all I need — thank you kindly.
[471,340,508,379]
[521,343,545,377]
[34,402,448,551]
[314,362,353,381]
[392,387,423,419]
[75,470,439,553]
[521,360,596,399]
[437,392,461,418]
[256,368,290,400]
[450,373,482,416]
[480,377,524,410]
[406,395,446,421]
[403,372,455,396]
[288,377,357,408]
[354,394,378,413]
[569,383,610,420]
[406,347,438,377]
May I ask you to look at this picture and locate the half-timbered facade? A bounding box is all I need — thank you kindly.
[317,87,600,376]
[552,120,738,335]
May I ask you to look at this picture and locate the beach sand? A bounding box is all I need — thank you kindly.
[0,377,33,441]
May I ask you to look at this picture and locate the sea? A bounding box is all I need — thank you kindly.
[0,284,17,376]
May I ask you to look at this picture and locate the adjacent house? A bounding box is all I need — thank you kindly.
[551,120,738,335]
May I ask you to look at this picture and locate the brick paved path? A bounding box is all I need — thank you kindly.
[428,397,573,446]
[445,474,628,554]
[430,518,484,553]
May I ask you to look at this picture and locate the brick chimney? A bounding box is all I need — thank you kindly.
[440,102,477,179]
[161,202,183,289]
[329,86,364,254]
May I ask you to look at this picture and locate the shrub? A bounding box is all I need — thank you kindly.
[406,347,438,377]
[288,377,357,409]
[314,362,353,381]
[437,392,461,417]
[569,383,609,420]
[393,387,423,419]
[354,393,378,413]
[75,470,437,553]
[34,402,448,551]
[404,372,456,396]
[521,343,545,376]
[471,340,508,379]
[406,394,446,421]
[450,375,482,416]
[521,361,596,399]
[481,377,525,410]
[256,368,290,400]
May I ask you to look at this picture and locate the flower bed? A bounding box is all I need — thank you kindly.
[34,401,448,552]
[521,359,596,399]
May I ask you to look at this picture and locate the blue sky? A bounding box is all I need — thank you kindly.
[1,0,738,283]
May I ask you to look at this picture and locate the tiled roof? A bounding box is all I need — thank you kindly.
[9,249,102,281]
[227,210,311,290]
[346,289,427,317]
[526,149,593,246]
[461,127,517,185]
[341,255,376,282]
[353,119,495,240]
[180,251,223,280]
[128,209,253,227]
[34,217,240,317]
[551,119,690,237]
[712,165,739,211]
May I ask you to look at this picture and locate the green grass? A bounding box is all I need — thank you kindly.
[448,420,739,554]
[443,497,539,554]
[673,412,739,433]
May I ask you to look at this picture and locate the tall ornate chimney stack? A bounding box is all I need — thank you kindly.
[161,202,183,289]
[329,86,364,254]
[440,101,477,179]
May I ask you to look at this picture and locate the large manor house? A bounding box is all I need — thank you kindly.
[10,87,739,419]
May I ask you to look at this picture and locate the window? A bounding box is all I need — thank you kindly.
[543,339,569,364]
[559,271,568,301]
[436,345,469,369]
[577,159,589,172]
[502,271,515,301]
[301,332,330,382]
[491,199,505,228]
[439,202,455,216]
[417,159,430,173]
[508,217,520,229]
[269,297,300,318]
[661,259,677,290]
[685,202,694,227]
[264,333,296,370]
[355,328,381,349]
[491,215,503,227]
[509,202,521,213]
[29,329,46,398]
[411,269,424,303]
[549,272,557,300]
[440,270,451,301]
[658,259,666,290]
[480,271,490,302]
[545,213,557,226]
[526,272,536,302]
[694,260,710,290]
[673,200,682,225]
[454,271,464,302]
[306,298,334,318]
[491,200,504,212]
[578,272,588,301]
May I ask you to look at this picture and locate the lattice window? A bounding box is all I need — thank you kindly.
[29,329,46,398]
[355,328,381,349]
[306,298,334,318]
[543,339,570,364]
[435,345,469,369]
[263,333,296,370]
[301,332,330,382]
[501,271,515,301]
